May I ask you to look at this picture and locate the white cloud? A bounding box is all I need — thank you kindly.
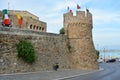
[45,15,63,33]
[91,9,120,25]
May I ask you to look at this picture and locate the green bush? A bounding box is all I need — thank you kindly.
[59,27,65,34]
[67,43,71,51]
[17,40,36,64]
[96,50,100,59]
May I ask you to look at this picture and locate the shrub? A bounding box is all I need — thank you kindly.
[17,40,36,64]
[67,43,71,51]
[96,50,100,59]
[59,27,65,34]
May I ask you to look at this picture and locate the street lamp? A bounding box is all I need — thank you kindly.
[104,48,105,62]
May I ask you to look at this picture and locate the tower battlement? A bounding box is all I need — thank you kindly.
[63,10,93,36]
[64,11,92,19]
[64,11,92,24]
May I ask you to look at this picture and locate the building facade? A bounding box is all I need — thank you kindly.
[0,11,3,24]
[0,10,47,32]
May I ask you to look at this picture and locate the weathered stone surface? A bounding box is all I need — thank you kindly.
[0,27,71,74]
[0,10,47,32]
[0,10,99,74]
[63,11,99,70]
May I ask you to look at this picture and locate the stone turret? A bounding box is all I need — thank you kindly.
[63,11,98,70]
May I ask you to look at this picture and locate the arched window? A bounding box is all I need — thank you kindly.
[42,28,44,31]
[33,25,36,29]
[30,24,32,29]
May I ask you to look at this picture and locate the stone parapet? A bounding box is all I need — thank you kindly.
[0,27,70,74]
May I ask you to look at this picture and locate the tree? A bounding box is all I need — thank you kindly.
[96,50,100,59]
[59,27,65,34]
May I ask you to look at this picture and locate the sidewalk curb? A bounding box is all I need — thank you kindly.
[54,68,104,80]
[0,70,53,76]
[0,68,104,80]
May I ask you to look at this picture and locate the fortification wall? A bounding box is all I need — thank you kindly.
[63,11,98,70]
[0,10,99,74]
[0,27,71,74]
[64,11,92,35]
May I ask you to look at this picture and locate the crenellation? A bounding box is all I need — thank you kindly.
[64,11,93,36]
[76,11,86,19]
[64,11,92,22]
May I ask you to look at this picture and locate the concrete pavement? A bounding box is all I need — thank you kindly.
[0,69,102,80]
[61,63,120,80]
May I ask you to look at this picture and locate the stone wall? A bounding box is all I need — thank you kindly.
[0,27,71,74]
[63,11,98,70]
[9,15,46,32]
[8,10,39,20]
[0,10,99,74]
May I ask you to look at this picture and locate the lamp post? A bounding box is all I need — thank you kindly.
[104,48,105,62]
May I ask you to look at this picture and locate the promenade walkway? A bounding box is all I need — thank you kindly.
[0,69,100,80]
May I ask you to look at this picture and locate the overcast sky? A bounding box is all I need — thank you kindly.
[0,0,120,50]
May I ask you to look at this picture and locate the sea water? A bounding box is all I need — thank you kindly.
[99,51,120,59]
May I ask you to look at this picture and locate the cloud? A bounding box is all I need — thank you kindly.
[91,9,120,25]
[93,27,120,48]
[44,14,63,33]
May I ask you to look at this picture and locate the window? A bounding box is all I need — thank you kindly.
[42,28,44,31]
[30,24,32,29]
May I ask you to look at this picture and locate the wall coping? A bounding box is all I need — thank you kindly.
[0,27,65,38]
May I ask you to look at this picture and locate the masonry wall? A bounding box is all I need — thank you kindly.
[0,27,71,74]
[63,11,98,70]
[9,15,46,32]
[8,10,39,20]
[0,10,47,32]
[0,10,99,74]
[68,23,98,69]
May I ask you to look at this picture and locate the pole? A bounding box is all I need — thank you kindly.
[104,48,105,62]
[8,2,10,10]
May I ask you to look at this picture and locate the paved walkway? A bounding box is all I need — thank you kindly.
[0,69,101,80]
